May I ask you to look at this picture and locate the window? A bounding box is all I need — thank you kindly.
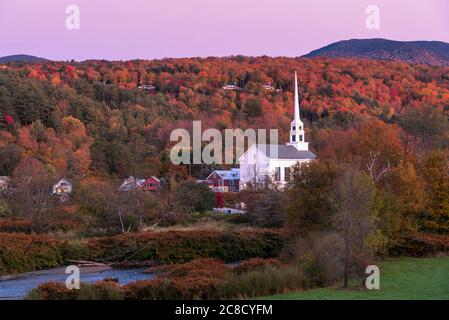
[299,135,303,142]
[284,167,290,181]
[292,125,296,131]
[291,135,296,142]
[274,167,281,181]
[299,126,302,130]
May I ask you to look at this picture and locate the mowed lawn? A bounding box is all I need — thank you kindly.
[261,256,449,300]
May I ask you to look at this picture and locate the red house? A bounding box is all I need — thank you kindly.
[205,168,240,192]
[140,176,161,192]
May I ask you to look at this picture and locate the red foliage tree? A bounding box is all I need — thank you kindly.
[215,192,224,208]
[5,115,14,126]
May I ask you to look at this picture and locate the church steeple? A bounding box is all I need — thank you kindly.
[293,70,301,123]
[287,71,309,151]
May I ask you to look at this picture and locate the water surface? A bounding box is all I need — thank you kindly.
[0,266,154,300]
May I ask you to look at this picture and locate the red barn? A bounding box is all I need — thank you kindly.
[205,168,240,192]
[140,176,161,192]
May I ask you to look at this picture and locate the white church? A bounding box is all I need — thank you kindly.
[239,71,316,189]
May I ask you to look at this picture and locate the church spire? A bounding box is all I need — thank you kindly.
[294,70,300,123]
[287,70,309,151]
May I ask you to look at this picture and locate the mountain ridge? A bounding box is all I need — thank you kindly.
[302,38,449,66]
[0,54,49,64]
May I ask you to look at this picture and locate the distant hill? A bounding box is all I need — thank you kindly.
[0,54,49,64]
[302,39,449,66]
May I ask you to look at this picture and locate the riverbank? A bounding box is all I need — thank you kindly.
[0,228,285,276]
[0,266,154,300]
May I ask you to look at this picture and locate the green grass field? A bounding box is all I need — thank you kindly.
[261,256,449,300]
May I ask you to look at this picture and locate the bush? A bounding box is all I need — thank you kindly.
[25,257,326,300]
[389,233,449,257]
[0,219,33,233]
[59,240,91,262]
[0,233,63,275]
[220,265,313,298]
[126,258,316,300]
[0,206,84,234]
[232,258,283,275]
[26,280,124,300]
[126,258,230,300]
[76,280,124,300]
[282,232,345,286]
[26,282,74,300]
[123,278,176,300]
[0,228,285,276]
[87,228,285,264]
[175,181,215,214]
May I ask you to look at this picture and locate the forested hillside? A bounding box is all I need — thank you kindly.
[1,57,448,178]
[0,57,448,286]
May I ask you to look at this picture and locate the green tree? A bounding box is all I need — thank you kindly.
[332,166,376,288]
[286,160,337,233]
[175,181,215,214]
[419,151,449,234]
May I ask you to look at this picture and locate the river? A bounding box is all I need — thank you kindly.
[0,266,155,300]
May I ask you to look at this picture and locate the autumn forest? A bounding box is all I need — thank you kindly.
[0,56,448,299]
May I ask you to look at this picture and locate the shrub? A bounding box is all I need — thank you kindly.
[0,206,84,234]
[126,258,230,300]
[222,192,239,207]
[220,265,313,298]
[0,228,285,276]
[175,181,215,214]
[282,232,345,286]
[26,281,124,300]
[123,278,176,300]
[87,228,285,264]
[25,257,326,300]
[59,240,91,262]
[76,280,124,300]
[166,258,230,299]
[27,282,74,300]
[389,233,449,257]
[0,219,33,233]
[0,233,63,275]
[232,258,283,275]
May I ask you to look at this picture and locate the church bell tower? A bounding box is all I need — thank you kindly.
[287,71,309,151]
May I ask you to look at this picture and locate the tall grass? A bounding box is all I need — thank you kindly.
[220,265,314,298]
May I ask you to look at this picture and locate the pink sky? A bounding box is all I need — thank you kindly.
[0,0,448,60]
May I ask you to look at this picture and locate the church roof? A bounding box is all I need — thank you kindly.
[255,144,316,160]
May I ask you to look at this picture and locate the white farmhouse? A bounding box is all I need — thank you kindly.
[239,71,316,189]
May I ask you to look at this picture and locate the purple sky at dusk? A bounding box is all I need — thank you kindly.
[0,0,448,61]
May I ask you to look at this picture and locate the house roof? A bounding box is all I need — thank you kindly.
[144,176,160,183]
[54,178,71,186]
[0,176,10,188]
[52,178,72,195]
[253,144,316,160]
[119,176,145,191]
[0,176,10,183]
[206,168,240,181]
